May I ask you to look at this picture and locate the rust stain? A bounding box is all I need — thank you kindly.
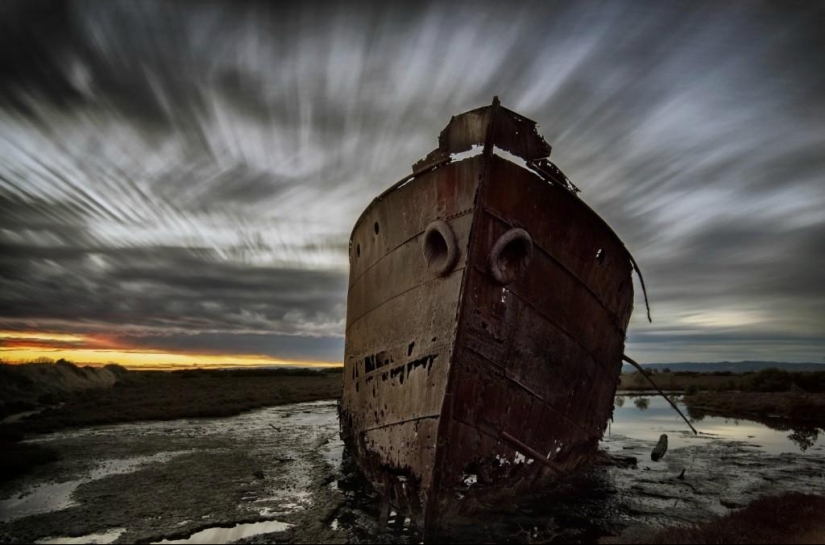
[339,97,640,538]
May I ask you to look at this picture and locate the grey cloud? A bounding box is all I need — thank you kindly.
[0,0,823,363]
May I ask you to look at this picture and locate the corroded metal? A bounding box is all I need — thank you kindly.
[339,97,639,538]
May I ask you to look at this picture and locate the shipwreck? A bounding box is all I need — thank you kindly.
[339,97,651,536]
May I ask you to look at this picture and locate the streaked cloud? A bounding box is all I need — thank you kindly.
[0,0,823,365]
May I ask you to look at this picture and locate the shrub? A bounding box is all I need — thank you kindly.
[793,371,825,393]
[743,368,793,392]
[631,372,647,387]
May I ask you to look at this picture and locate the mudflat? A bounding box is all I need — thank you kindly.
[2,398,825,544]
[3,369,343,435]
[0,368,343,484]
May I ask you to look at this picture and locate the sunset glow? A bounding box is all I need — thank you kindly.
[0,330,341,370]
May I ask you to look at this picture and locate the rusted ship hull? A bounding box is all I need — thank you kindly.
[339,98,637,536]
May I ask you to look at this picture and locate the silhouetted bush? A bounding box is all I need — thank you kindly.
[793,371,825,393]
[743,368,793,392]
[684,384,701,396]
[716,379,738,392]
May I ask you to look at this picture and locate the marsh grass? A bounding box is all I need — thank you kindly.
[2,369,342,435]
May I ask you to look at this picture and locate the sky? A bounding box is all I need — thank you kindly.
[0,0,823,368]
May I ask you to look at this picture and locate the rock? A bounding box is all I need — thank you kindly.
[651,434,668,461]
[677,468,685,480]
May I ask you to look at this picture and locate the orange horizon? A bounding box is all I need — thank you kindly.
[0,330,342,370]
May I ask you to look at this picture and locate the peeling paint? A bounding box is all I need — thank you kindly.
[340,98,638,538]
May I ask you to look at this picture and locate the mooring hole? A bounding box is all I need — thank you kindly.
[489,228,533,285]
[424,229,448,268]
[498,239,529,276]
[374,221,380,235]
[422,220,458,276]
[356,243,361,258]
[497,237,531,279]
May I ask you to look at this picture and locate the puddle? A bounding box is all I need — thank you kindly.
[35,528,125,544]
[0,451,192,522]
[0,480,81,523]
[153,520,293,544]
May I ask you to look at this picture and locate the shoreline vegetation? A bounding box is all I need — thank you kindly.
[0,360,343,483]
[620,367,825,427]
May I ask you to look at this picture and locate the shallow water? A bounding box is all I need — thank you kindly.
[35,528,125,544]
[153,520,293,544]
[1,408,47,425]
[0,451,193,522]
[2,397,824,544]
[610,394,824,455]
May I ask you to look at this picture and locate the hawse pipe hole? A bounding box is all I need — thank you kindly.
[422,220,458,276]
[489,228,533,285]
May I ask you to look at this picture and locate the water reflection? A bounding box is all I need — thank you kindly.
[686,405,706,422]
[154,520,292,544]
[632,397,649,411]
[682,405,822,452]
[788,428,820,452]
[611,395,824,454]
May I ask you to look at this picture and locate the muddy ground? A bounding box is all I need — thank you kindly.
[1,400,824,544]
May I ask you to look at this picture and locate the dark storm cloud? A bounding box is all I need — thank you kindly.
[0,0,823,363]
[0,233,347,336]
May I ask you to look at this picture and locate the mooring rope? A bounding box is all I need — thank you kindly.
[622,354,697,435]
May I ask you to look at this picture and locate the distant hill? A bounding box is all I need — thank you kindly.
[622,361,825,374]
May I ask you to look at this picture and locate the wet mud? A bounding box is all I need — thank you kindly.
[1,399,824,544]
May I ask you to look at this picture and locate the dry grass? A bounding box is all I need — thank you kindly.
[649,493,825,544]
[3,370,343,435]
[621,368,825,396]
[0,360,127,418]
[618,372,743,392]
